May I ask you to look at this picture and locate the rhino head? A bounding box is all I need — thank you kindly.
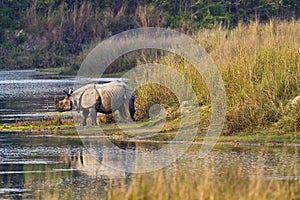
[54,88,73,112]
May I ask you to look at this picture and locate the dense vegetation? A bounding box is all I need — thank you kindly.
[132,20,300,134]
[0,0,299,69]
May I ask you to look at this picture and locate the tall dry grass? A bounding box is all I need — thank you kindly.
[133,20,300,134]
[24,1,109,46]
[197,20,300,133]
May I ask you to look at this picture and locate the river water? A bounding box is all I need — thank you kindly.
[0,70,299,199]
[0,70,118,124]
[0,70,75,124]
[0,133,299,199]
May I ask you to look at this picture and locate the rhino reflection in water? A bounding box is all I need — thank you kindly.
[65,147,127,178]
[65,141,136,178]
[54,80,135,126]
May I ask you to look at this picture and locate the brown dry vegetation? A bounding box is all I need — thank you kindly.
[131,20,300,134]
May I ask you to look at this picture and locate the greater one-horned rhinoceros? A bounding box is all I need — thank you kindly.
[54,80,135,126]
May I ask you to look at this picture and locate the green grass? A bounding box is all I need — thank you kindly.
[217,131,300,144]
[1,108,300,144]
[35,67,73,75]
[102,71,126,78]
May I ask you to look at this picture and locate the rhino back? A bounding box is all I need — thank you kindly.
[96,84,126,111]
[72,84,95,101]
[71,81,131,111]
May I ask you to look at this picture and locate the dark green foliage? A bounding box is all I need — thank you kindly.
[1,0,299,33]
[0,0,31,29]
[0,0,299,69]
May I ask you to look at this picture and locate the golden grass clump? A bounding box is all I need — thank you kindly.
[134,83,179,121]
[205,20,300,133]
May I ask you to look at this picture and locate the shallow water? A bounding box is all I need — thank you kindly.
[0,70,119,124]
[0,133,115,199]
[0,70,74,124]
[0,133,299,199]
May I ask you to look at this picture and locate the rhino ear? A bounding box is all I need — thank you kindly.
[80,88,99,108]
[63,90,71,97]
[69,88,73,95]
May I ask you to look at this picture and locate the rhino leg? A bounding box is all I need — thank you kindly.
[118,106,127,122]
[117,103,135,122]
[129,95,135,121]
[122,98,135,122]
[82,109,89,126]
[90,107,97,126]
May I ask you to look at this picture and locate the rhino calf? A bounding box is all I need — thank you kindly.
[54,80,135,126]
